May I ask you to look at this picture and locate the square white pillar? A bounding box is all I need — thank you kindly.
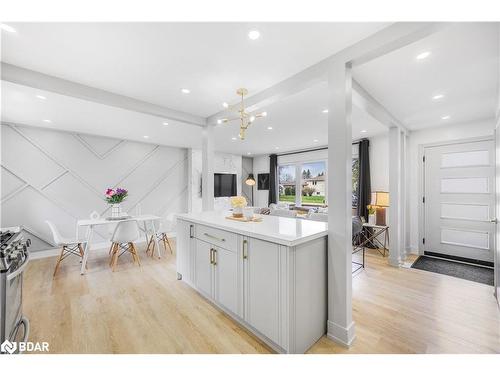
[202,125,215,211]
[327,61,355,347]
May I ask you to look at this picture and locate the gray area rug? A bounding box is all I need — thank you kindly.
[411,256,494,286]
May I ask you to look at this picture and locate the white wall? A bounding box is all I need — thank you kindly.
[1,123,188,252]
[189,149,242,213]
[369,134,389,192]
[253,155,270,208]
[407,119,496,253]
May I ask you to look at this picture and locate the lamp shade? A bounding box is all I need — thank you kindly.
[372,191,389,207]
[245,173,256,186]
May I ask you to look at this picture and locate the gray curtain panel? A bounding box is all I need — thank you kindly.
[357,139,371,220]
[268,154,278,206]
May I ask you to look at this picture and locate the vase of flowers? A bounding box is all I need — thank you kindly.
[105,188,128,218]
[367,205,376,225]
[230,196,247,218]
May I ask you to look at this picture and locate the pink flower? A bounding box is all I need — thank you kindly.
[105,188,115,197]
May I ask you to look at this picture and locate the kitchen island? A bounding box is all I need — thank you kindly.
[175,211,328,354]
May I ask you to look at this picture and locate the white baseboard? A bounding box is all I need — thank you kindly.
[29,233,176,260]
[327,320,356,347]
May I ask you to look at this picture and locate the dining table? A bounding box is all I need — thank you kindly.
[76,214,162,275]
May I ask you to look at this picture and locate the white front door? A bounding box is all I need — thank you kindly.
[424,139,495,264]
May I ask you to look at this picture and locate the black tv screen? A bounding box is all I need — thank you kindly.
[214,173,237,197]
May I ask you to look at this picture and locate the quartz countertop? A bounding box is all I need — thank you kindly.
[176,211,328,247]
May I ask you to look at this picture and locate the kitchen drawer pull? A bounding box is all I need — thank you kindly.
[213,248,217,266]
[210,248,214,264]
[203,232,225,242]
[189,224,194,238]
[243,239,248,260]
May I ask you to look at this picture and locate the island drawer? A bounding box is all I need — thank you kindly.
[195,224,238,251]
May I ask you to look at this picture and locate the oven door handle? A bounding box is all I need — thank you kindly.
[7,251,30,281]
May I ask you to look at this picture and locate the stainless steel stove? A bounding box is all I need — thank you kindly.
[0,227,30,353]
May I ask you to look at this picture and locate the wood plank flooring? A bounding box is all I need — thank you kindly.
[24,242,500,354]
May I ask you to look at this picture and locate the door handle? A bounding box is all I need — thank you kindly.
[490,218,498,224]
[189,224,194,238]
[209,248,214,264]
[213,248,217,266]
[243,239,248,260]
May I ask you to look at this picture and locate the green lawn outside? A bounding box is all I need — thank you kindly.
[279,195,326,205]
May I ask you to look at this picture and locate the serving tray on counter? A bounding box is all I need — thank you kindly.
[225,215,263,223]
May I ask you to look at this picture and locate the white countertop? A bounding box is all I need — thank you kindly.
[176,211,328,247]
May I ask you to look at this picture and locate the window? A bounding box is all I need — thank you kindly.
[278,165,296,204]
[301,161,326,206]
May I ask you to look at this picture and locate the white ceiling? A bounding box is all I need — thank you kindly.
[353,23,499,130]
[1,22,388,117]
[213,82,387,155]
[1,81,203,149]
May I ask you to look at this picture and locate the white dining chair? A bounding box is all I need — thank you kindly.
[307,212,328,222]
[109,220,141,271]
[145,217,174,256]
[269,209,297,218]
[46,220,87,277]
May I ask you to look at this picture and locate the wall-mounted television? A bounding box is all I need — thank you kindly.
[214,173,237,197]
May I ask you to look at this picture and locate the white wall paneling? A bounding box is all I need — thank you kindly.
[0,123,188,252]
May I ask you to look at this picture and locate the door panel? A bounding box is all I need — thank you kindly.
[176,220,193,282]
[214,247,238,314]
[194,239,213,298]
[424,140,495,263]
[244,237,280,344]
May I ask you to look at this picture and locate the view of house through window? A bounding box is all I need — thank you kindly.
[301,161,326,206]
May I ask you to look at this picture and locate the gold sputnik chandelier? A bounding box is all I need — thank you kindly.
[217,88,267,140]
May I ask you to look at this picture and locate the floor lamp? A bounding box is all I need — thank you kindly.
[245,174,256,206]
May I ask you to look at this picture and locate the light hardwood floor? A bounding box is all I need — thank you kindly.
[24,242,500,354]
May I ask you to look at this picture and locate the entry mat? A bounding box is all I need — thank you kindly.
[411,255,494,286]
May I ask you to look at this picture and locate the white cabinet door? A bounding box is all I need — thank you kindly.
[194,239,213,298]
[214,246,238,314]
[244,237,280,344]
[176,220,194,282]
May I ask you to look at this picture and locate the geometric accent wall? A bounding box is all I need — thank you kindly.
[1,123,188,252]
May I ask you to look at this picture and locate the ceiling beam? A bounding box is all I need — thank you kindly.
[207,22,451,126]
[352,79,407,134]
[1,62,206,127]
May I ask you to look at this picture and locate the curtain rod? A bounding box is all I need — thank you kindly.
[276,140,364,157]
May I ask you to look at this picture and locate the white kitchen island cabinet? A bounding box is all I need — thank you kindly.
[175,211,328,354]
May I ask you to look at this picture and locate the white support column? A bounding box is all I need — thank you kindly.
[327,61,355,347]
[388,126,405,266]
[202,125,215,211]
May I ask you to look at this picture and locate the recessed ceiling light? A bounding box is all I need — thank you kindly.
[162,121,169,126]
[0,24,16,33]
[181,88,190,94]
[275,147,279,150]
[222,102,229,108]
[36,95,46,100]
[322,109,329,114]
[416,51,431,60]
[360,130,367,133]
[432,94,444,100]
[143,135,149,139]
[267,126,273,130]
[248,30,260,40]
[43,119,52,123]
[313,139,319,143]
[247,152,252,155]
[231,137,237,141]
[217,119,223,124]
[441,115,451,120]
[261,111,267,117]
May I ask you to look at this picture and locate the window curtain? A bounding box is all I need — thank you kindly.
[268,154,278,206]
[357,139,371,220]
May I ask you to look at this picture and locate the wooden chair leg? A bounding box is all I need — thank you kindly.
[163,234,173,254]
[131,242,141,266]
[53,246,66,277]
[78,243,88,269]
[112,244,120,272]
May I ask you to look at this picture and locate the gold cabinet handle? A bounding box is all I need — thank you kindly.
[209,248,214,264]
[203,232,225,242]
[213,248,217,266]
[243,239,248,260]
